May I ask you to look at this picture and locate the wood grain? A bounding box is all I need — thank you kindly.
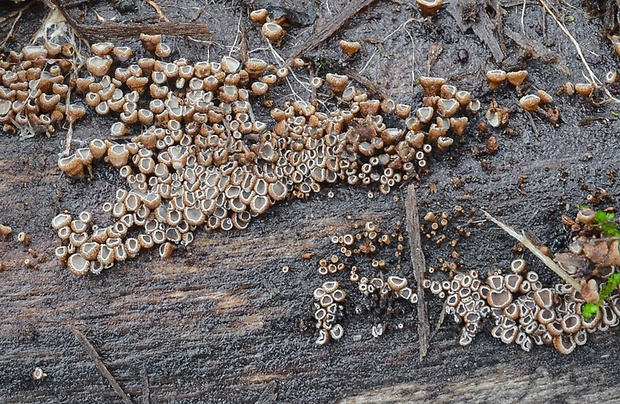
[1,0,620,403]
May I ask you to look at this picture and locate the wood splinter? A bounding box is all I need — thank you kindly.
[70,326,133,404]
[405,184,430,360]
[482,210,582,292]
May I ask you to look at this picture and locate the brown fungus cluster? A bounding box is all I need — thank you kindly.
[306,220,419,344]
[425,269,488,346]
[428,255,620,354]
[0,43,82,138]
[31,26,480,275]
[313,281,346,345]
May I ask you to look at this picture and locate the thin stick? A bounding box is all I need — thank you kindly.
[405,184,430,360]
[0,10,22,49]
[71,327,133,404]
[0,0,33,27]
[520,0,527,34]
[285,0,376,66]
[481,210,582,291]
[538,0,598,86]
[146,0,170,22]
[141,367,151,404]
[62,90,73,156]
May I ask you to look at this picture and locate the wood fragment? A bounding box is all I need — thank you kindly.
[526,111,540,137]
[433,301,447,336]
[255,381,278,404]
[141,367,150,404]
[481,210,582,291]
[405,184,429,360]
[343,68,389,99]
[445,0,504,63]
[239,23,250,64]
[50,0,211,42]
[70,327,133,404]
[286,0,376,66]
[427,42,443,75]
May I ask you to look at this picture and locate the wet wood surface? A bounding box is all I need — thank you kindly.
[1,0,620,403]
[1,134,620,404]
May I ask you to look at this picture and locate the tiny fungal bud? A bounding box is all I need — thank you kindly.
[339,40,361,57]
[519,94,541,112]
[261,22,285,42]
[250,9,269,24]
[486,69,506,90]
[506,70,528,86]
[17,231,30,245]
[32,367,47,381]
[0,224,12,238]
[416,0,443,15]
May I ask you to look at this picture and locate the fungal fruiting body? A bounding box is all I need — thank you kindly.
[426,260,620,354]
[41,29,478,276]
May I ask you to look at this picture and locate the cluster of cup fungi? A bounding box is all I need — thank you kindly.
[310,220,419,345]
[0,21,481,276]
[0,43,84,138]
[426,259,608,354]
[312,205,620,353]
[4,6,618,356]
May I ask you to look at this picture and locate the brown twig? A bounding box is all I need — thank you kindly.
[70,327,133,404]
[405,184,429,360]
[526,110,540,137]
[343,68,389,100]
[50,0,211,42]
[0,9,23,49]
[69,22,211,42]
[0,0,34,27]
[285,0,376,66]
[146,0,170,22]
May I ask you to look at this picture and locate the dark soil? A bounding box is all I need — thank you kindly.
[1,0,619,403]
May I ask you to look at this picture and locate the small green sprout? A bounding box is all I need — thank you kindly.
[611,110,619,117]
[315,59,332,73]
[582,272,620,320]
[582,303,599,320]
[593,209,620,237]
[566,15,576,23]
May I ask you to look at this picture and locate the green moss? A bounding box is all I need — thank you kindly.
[582,303,599,320]
[593,209,620,237]
[581,272,620,320]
